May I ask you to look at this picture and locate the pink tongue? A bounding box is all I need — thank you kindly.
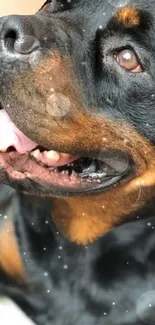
[0,109,77,167]
[0,109,37,154]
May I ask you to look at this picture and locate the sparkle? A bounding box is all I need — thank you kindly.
[45,220,49,224]
[4,215,8,219]
[43,247,47,251]
[147,222,151,226]
[112,302,116,305]
[59,246,63,250]
[63,264,68,269]
[58,256,61,259]
[44,272,49,277]
[47,290,50,293]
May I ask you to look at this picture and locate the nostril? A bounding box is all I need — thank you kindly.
[0,16,40,55]
[4,29,18,51]
[5,29,17,40]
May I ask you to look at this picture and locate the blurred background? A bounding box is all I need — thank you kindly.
[0,0,43,15]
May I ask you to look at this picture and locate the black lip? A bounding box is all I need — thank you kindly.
[0,149,133,197]
[0,170,131,198]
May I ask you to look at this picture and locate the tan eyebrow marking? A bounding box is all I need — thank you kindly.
[115,7,140,28]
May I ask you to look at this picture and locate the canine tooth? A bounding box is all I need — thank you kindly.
[31,149,40,159]
[45,150,60,161]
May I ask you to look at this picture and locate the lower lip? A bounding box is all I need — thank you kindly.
[0,151,129,194]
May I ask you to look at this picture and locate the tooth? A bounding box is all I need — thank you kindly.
[0,164,4,170]
[0,148,7,152]
[45,150,60,161]
[49,167,55,171]
[31,149,40,160]
[72,171,77,177]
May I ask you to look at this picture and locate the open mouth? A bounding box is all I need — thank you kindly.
[0,109,131,195]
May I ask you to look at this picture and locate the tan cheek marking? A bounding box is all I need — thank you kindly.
[115,8,140,28]
[52,167,155,245]
[0,220,26,280]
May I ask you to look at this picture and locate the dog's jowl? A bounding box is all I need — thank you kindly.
[0,1,155,324]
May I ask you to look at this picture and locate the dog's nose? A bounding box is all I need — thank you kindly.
[0,15,40,55]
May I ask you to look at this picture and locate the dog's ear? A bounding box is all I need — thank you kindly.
[39,0,72,13]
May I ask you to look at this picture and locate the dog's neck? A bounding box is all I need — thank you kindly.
[23,182,155,246]
[51,194,155,245]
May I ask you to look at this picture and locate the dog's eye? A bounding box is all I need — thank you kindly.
[116,49,143,73]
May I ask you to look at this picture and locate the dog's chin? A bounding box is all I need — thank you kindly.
[0,148,132,197]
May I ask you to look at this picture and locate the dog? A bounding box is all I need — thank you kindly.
[0,0,155,324]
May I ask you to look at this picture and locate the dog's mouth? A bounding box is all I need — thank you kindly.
[0,109,131,194]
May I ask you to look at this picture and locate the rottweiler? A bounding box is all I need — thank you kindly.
[0,0,155,324]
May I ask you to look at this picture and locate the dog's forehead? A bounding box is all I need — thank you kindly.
[41,0,155,32]
[43,0,155,14]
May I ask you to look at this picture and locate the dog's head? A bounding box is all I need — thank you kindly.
[0,0,155,226]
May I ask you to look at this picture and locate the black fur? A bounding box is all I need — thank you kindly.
[1,1,155,324]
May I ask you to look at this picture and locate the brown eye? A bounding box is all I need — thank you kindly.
[117,49,143,73]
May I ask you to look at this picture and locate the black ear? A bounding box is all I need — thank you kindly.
[39,0,55,12]
[40,0,52,11]
[39,0,72,13]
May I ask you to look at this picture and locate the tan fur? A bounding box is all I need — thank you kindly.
[0,220,26,280]
[115,8,140,28]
